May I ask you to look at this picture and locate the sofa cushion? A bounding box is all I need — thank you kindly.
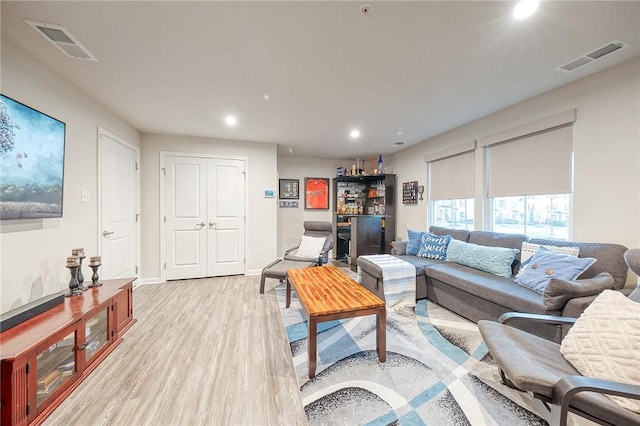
[425,262,555,315]
[530,238,628,289]
[429,226,470,242]
[418,233,451,260]
[560,290,640,414]
[543,271,614,310]
[516,247,596,292]
[445,238,519,278]
[406,229,424,256]
[396,255,443,276]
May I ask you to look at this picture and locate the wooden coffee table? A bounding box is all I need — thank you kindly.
[286,265,386,378]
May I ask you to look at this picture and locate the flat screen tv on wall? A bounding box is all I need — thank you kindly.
[0,94,66,220]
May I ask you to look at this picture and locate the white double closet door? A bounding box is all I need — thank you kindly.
[163,154,246,280]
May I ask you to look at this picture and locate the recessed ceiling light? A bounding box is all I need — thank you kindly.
[263,95,270,100]
[350,130,360,139]
[513,0,539,20]
[397,131,403,136]
[225,116,237,126]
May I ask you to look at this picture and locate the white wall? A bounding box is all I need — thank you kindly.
[139,133,278,279]
[393,58,640,282]
[276,157,343,255]
[0,39,141,313]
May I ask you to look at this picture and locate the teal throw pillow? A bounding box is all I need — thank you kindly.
[407,229,424,256]
[417,232,451,260]
[516,246,597,293]
[446,238,519,278]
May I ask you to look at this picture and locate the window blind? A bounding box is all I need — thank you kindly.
[486,124,573,198]
[429,150,475,201]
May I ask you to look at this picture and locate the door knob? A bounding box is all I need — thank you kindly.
[209,222,217,227]
[197,222,206,228]
[103,230,114,237]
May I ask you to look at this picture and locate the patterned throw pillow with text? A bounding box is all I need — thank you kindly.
[417,233,451,260]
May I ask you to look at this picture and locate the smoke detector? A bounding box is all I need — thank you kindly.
[359,4,372,16]
[26,20,97,61]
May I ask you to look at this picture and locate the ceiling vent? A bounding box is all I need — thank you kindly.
[25,20,97,61]
[556,40,629,73]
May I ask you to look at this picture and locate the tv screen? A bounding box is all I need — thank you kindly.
[0,94,66,220]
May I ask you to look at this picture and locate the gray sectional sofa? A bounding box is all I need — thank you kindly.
[357,226,629,342]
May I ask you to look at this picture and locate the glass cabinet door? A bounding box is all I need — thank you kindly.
[36,329,76,407]
[85,307,109,363]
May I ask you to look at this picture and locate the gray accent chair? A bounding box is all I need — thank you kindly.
[259,221,333,294]
[478,248,640,426]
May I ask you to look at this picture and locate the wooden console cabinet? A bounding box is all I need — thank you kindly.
[0,278,135,426]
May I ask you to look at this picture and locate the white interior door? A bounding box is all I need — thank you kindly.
[164,154,245,280]
[165,156,208,280]
[207,158,245,276]
[99,130,139,279]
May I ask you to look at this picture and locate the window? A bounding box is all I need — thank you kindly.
[432,199,474,230]
[492,194,570,239]
[482,110,576,240]
[426,141,475,229]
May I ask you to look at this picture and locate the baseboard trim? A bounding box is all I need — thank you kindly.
[246,269,262,276]
[137,277,164,286]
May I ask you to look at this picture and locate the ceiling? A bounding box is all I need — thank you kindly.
[1,1,638,160]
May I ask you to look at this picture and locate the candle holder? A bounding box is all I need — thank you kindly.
[72,248,87,291]
[65,256,83,297]
[87,256,103,288]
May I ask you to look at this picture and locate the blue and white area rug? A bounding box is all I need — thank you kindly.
[276,284,549,426]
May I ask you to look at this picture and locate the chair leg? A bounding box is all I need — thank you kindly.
[259,274,266,294]
[259,259,282,294]
[549,403,567,426]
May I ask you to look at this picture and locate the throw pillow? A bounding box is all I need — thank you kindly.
[294,235,326,258]
[560,290,640,414]
[417,232,451,260]
[516,247,596,293]
[543,271,614,310]
[445,238,519,278]
[406,229,424,256]
[515,242,580,278]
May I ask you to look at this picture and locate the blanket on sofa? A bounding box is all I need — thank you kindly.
[358,254,416,310]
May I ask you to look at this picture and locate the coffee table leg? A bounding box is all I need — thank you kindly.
[376,308,386,362]
[308,317,317,378]
[286,278,291,308]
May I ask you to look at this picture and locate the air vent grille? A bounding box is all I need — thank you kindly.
[556,40,629,73]
[586,42,624,59]
[25,20,97,62]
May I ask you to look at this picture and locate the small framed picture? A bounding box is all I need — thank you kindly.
[305,177,330,210]
[279,179,299,199]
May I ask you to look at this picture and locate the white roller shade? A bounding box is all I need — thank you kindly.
[429,150,475,201]
[487,125,573,198]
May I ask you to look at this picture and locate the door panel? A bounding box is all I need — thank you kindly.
[100,132,138,279]
[207,159,245,276]
[164,155,245,280]
[165,156,207,280]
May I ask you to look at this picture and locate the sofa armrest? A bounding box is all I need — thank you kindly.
[498,312,577,326]
[391,240,407,255]
[562,288,633,319]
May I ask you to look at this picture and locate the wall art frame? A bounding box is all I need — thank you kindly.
[304,177,329,210]
[279,178,299,199]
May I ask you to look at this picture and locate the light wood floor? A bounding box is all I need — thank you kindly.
[44,275,307,426]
